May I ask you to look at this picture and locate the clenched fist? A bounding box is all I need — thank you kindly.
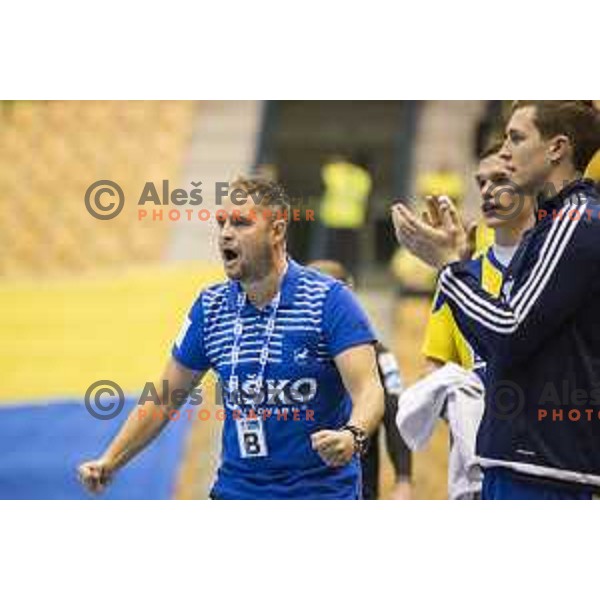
[311,430,355,467]
[78,459,115,494]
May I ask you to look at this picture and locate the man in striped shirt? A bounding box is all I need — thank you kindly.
[393,101,600,499]
[79,176,384,499]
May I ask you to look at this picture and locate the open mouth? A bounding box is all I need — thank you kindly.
[222,248,240,266]
[482,201,500,216]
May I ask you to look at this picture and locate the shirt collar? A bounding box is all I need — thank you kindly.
[488,245,512,271]
[226,257,301,310]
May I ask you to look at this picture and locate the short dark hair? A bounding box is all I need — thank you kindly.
[478,139,504,161]
[229,175,291,222]
[511,101,600,172]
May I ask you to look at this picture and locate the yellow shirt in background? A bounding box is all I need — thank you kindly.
[320,161,372,229]
[585,149,600,182]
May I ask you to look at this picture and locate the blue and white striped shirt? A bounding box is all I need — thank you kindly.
[173,258,376,499]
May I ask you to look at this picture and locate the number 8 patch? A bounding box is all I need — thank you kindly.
[236,416,268,458]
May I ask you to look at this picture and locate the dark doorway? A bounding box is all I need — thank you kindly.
[255,101,419,275]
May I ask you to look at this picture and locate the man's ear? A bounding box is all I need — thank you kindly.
[272,218,287,242]
[547,134,571,165]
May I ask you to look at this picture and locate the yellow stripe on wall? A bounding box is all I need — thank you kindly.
[0,262,223,403]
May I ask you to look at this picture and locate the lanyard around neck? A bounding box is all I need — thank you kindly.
[228,290,281,411]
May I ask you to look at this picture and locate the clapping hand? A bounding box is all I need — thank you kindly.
[391,196,468,269]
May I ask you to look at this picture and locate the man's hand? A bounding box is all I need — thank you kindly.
[78,458,115,495]
[391,196,467,269]
[311,430,355,467]
[76,359,204,497]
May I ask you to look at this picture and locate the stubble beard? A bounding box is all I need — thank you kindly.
[240,243,275,285]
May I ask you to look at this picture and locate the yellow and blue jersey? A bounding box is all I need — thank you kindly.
[422,246,506,381]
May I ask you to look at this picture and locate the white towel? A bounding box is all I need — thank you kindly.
[396,363,485,499]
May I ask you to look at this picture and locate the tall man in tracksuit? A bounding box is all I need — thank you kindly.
[392,101,600,499]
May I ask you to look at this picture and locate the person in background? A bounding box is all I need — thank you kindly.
[397,143,535,500]
[423,142,536,379]
[312,153,372,282]
[308,259,412,500]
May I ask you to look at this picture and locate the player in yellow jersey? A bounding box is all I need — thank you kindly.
[396,144,537,499]
[422,143,536,380]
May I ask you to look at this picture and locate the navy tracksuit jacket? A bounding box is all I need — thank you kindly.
[439,179,600,489]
